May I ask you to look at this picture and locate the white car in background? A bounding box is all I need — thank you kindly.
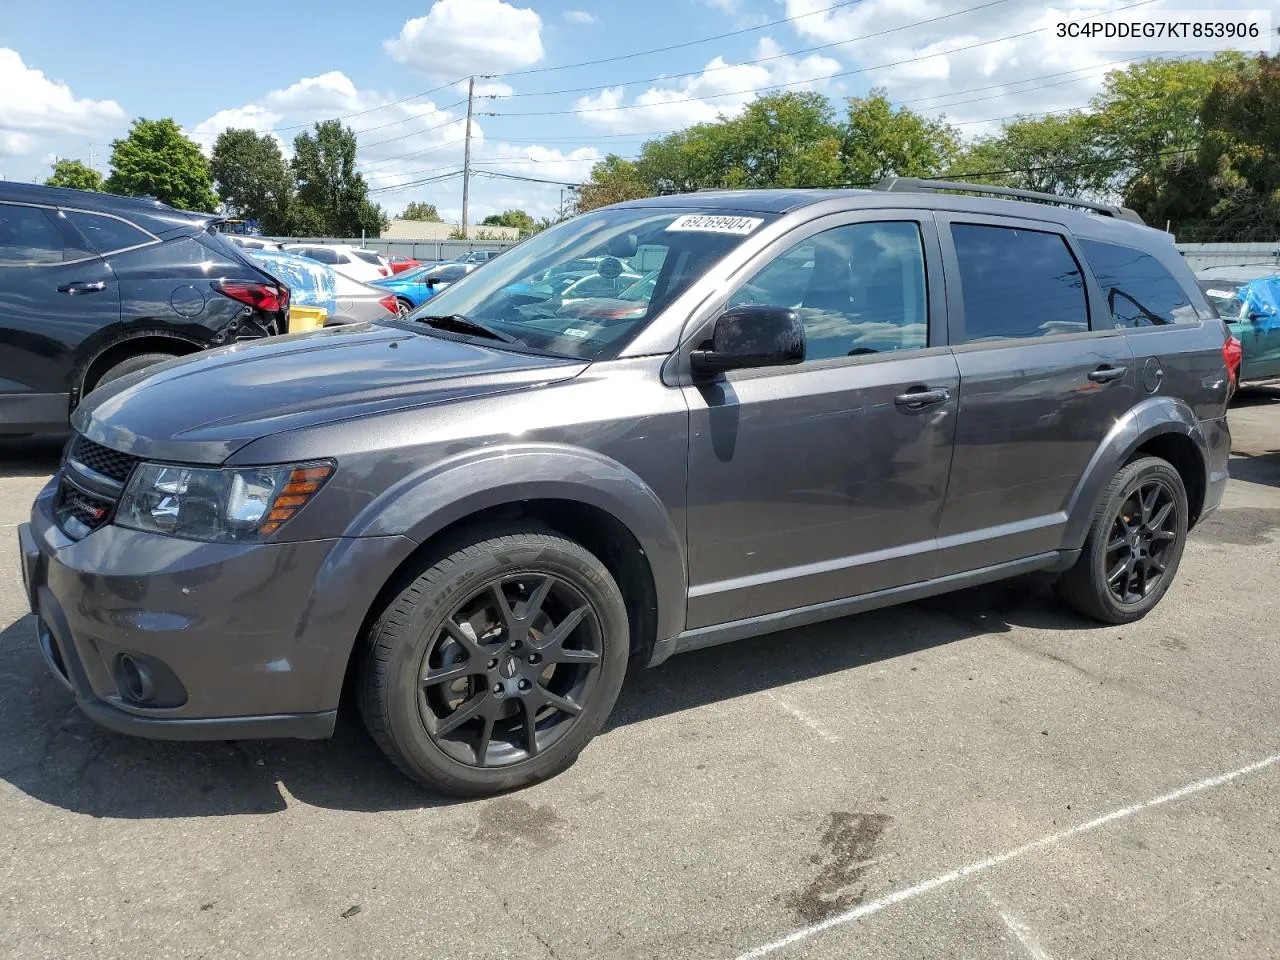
[282,243,391,283]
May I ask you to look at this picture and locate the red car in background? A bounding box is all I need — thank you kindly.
[386,254,422,274]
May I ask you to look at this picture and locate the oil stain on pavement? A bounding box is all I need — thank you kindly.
[472,797,565,848]
[786,812,893,923]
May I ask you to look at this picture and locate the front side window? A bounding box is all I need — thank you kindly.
[1079,238,1198,327]
[0,204,66,264]
[728,221,928,361]
[951,223,1088,342]
[65,211,152,254]
[405,206,777,359]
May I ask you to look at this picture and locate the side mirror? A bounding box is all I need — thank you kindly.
[690,304,805,375]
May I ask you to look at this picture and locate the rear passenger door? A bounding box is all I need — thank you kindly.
[933,214,1137,576]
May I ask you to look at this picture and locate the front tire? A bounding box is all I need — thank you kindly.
[358,528,630,796]
[1056,456,1188,624]
[90,352,178,392]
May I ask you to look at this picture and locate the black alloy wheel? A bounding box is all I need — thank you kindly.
[358,528,630,796]
[419,574,603,767]
[1103,478,1179,604]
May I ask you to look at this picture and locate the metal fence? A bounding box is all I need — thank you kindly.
[1175,242,1280,273]
[269,237,522,263]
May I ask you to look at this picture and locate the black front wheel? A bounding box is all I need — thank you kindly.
[1057,456,1189,624]
[358,528,629,796]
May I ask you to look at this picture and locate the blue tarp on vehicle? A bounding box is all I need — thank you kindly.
[1238,276,1280,334]
[246,249,340,315]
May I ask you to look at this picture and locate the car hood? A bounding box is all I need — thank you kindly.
[73,323,587,464]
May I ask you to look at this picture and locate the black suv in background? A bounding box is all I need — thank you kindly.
[0,183,289,435]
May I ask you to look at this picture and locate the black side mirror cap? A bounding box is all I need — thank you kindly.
[691,304,806,376]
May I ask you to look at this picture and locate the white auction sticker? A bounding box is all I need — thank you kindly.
[665,214,764,235]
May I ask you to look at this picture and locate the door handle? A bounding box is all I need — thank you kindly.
[894,386,951,410]
[1087,364,1127,383]
[57,281,107,295]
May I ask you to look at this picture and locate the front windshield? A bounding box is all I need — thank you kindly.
[393,206,775,359]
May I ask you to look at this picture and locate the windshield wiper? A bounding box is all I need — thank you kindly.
[416,314,516,343]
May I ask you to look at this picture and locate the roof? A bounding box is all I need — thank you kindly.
[609,187,1167,247]
[0,181,217,235]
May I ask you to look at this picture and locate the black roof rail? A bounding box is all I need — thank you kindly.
[873,176,1146,225]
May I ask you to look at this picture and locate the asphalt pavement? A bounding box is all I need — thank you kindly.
[1,392,1277,960]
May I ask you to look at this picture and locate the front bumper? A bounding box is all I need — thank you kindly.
[20,479,415,740]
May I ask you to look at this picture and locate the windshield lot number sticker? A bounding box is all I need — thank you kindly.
[666,215,764,235]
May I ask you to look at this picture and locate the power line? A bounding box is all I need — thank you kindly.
[487,0,1158,119]
[490,0,866,79]
[488,0,1018,100]
[367,169,465,195]
[350,99,467,138]
[269,79,466,133]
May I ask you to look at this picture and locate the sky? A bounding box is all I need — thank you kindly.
[1,0,1276,224]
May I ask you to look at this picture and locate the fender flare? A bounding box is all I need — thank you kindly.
[346,442,689,642]
[1061,395,1207,550]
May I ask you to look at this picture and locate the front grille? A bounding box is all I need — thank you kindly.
[54,479,116,539]
[67,435,138,484]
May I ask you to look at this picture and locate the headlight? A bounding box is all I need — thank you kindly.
[116,461,333,542]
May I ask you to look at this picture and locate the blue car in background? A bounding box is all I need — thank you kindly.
[373,262,476,315]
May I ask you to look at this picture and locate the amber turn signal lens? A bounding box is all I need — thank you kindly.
[257,463,333,536]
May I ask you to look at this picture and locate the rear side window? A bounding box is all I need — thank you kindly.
[951,223,1088,341]
[65,211,153,255]
[1079,238,1198,327]
[306,247,340,264]
[0,204,66,264]
[352,250,382,265]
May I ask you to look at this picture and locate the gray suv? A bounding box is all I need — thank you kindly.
[19,181,1235,796]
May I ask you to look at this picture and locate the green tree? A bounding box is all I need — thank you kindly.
[104,118,217,211]
[574,156,651,213]
[841,89,961,184]
[1091,53,1247,187]
[290,120,382,237]
[1126,54,1279,240]
[45,158,104,192]
[400,201,441,221]
[947,112,1116,197]
[481,209,537,232]
[210,128,292,233]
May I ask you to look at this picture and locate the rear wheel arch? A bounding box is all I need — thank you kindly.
[75,330,204,404]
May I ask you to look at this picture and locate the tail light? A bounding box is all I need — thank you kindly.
[1222,333,1242,391]
[213,279,289,314]
[378,294,399,315]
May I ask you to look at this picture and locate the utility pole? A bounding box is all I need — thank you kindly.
[461,76,475,240]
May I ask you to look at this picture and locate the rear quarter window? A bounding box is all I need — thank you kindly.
[1079,238,1199,327]
[65,211,154,254]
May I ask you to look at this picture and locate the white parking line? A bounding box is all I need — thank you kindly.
[763,692,840,744]
[985,890,1055,960]
[732,750,1280,959]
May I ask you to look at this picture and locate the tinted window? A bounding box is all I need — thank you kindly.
[66,211,152,254]
[1080,238,1198,327]
[305,247,339,264]
[952,224,1088,341]
[729,221,928,361]
[335,253,351,264]
[352,250,382,264]
[0,204,66,264]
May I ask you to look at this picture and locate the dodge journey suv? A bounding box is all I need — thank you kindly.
[19,180,1235,796]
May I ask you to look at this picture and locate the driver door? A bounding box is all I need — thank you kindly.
[681,213,959,629]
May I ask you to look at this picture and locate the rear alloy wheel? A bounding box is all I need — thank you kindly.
[358,529,629,795]
[1057,456,1188,624]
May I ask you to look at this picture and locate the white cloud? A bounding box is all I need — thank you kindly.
[563,9,599,24]
[780,0,1141,135]
[455,78,515,99]
[0,48,126,158]
[385,0,545,78]
[572,36,842,133]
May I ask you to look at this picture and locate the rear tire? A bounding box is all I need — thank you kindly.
[396,297,414,317]
[358,528,630,796]
[1056,456,1188,624]
[89,352,178,392]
